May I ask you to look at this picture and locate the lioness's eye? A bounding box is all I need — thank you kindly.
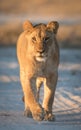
[32,37,36,42]
[44,37,50,42]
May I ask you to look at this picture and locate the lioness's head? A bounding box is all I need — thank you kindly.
[23,20,59,62]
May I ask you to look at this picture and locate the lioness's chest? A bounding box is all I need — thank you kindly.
[35,63,46,77]
[34,59,54,77]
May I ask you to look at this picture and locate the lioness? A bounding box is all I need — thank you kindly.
[17,20,59,121]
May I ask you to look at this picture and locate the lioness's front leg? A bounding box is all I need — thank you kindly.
[20,71,44,121]
[43,72,58,121]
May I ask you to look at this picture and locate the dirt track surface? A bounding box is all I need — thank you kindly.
[0,47,81,129]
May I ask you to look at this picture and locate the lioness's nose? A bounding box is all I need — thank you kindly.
[37,49,45,54]
[40,49,45,54]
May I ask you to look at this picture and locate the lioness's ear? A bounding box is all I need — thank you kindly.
[47,21,59,34]
[23,20,33,31]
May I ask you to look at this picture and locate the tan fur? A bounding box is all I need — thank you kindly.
[17,20,59,121]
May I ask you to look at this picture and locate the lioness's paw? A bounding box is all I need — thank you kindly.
[32,107,45,121]
[44,111,55,121]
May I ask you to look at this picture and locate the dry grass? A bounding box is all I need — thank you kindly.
[0,21,81,48]
[57,24,81,48]
[0,22,22,45]
[0,0,81,16]
[0,0,81,47]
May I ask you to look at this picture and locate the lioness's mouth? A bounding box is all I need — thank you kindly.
[36,55,47,62]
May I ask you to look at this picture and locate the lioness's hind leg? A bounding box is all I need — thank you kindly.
[36,78,43,101]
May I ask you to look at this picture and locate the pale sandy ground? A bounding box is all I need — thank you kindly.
[0,47,81,130]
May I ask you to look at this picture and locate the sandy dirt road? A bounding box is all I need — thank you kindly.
[0,47,81,129]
